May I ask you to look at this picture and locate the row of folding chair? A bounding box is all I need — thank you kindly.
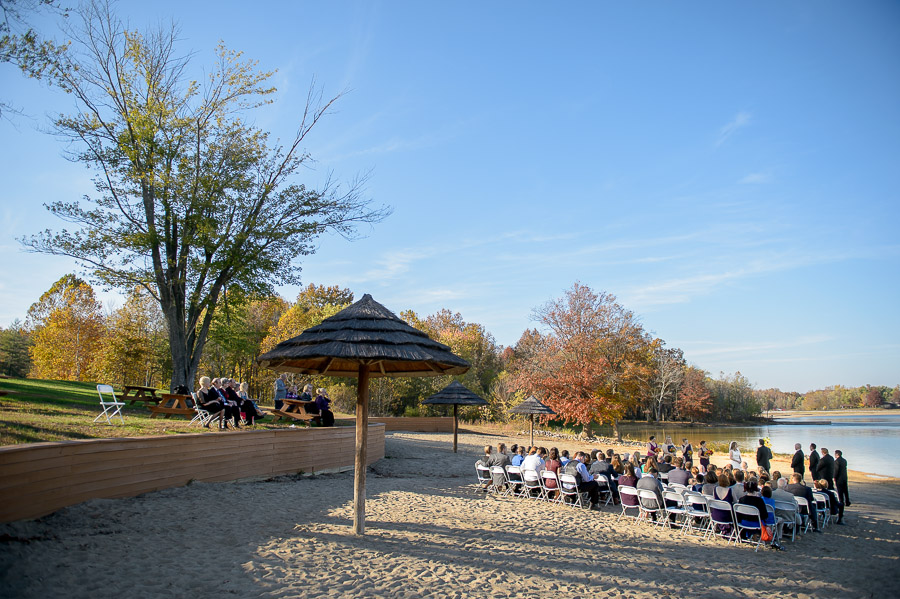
[476,465,609,510]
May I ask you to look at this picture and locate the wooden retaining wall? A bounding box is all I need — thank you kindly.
[367,417,454,432]
[0,425,385,523]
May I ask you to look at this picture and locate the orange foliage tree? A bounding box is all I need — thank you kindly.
[512,282,650,438]
[675,366,712,422]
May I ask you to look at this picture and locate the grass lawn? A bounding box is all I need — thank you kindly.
[0,377,300,446]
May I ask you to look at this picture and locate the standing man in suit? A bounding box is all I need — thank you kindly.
[756,438,773,473]
[834,450,850,506]
[818,448,835,490]
[791,443,805,477]
[808,443,820,482]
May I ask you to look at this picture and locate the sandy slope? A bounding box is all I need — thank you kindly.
[0,431,897,599]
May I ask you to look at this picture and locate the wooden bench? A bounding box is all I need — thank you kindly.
[269,409,321,425]
[148,406,195,419]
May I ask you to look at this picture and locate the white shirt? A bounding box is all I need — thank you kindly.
[521,454,545,473]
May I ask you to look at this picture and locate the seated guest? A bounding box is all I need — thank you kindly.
[475,445,494,491]
[714,473,734,504]
[300,384,317,414]
[628,453,644,478]
[738,480,779,547]
[761,485,785,548]
[730,470,746,502]
[196,376,227,429]
[785,473,819,532]
[691,473,705,493]
[814,479,844,525]
[610,455,625,475]
[314,388,335,426]
[772,477,802,529]
[658,455,675,475]
[521,446,545,473]
[562,451,601,509]
[541,447,561,498]
[618,464,638,488]
[636,467,665,521]
[589,452,620,501]
[512,446,527,467]
[230,379,262,425]
[212,378,242,429]
[644,455,659,474]
[487,444,511,490]
[667,457,691,486]
[701,471,719,496]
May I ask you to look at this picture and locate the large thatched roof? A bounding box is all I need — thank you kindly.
[423,381,488,406]
[256,294,470,378]
[508,395,556,415]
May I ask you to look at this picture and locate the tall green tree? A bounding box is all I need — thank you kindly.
[20,3,389,391]
[0,320,33,377]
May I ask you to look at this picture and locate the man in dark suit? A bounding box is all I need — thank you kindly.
[791,443,805,476]
[786,472,819,532]
[756,438,773,473]
[808,443,819,482]
[834,449,850,506]
[817,448,835,490]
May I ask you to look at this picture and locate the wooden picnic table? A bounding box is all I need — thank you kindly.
[119,385,162,406]
[148,393,195,419]
[269,397,320,424]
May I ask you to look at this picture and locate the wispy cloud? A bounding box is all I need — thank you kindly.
[738,171,772,184]
[716,111,751,147]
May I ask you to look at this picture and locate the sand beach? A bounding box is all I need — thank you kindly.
[1,431,898,598]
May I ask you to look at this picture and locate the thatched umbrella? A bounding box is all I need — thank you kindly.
[423,381,488,453]
[256,293,469,535]
[509,396,556,447]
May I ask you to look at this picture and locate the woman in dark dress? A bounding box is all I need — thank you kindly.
[315,388,335,427]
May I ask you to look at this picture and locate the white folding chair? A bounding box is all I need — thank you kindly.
[190,392,216,427]
[637,489,665,527]
[774,500,798,542]
[733,504,765,552]
[682,491,710,537]
[766,503,784,545]
[617,486,642,522]
[93,384,125,424]
[540,470,563,504]
[522,469,544,500]
[594,474,613,508]
[490,465,512,496]
[706,499,738,544]
[505,466,526,498]
[813,492,831,528]
[475,465,492,492]
[794,496,813,534]
[558,473,587,509]
[663,490,688,530]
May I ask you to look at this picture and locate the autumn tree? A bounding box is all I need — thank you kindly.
[21,3,389,392]
[93,287,170,387]
[864,385,885,408]
[512,282,649,438]
[398,309,501,419]
[256,284,353,401]
[675,366,712,422]
[26,274,104,381]
[201,292,288,393]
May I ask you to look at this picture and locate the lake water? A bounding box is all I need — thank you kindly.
[591,413,900,478]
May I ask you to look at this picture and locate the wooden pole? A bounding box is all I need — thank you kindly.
[530,414,534,447]
[353,363,370,535]
[453,404,458,453]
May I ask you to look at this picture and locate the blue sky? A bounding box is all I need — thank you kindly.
[1,1,898,392]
